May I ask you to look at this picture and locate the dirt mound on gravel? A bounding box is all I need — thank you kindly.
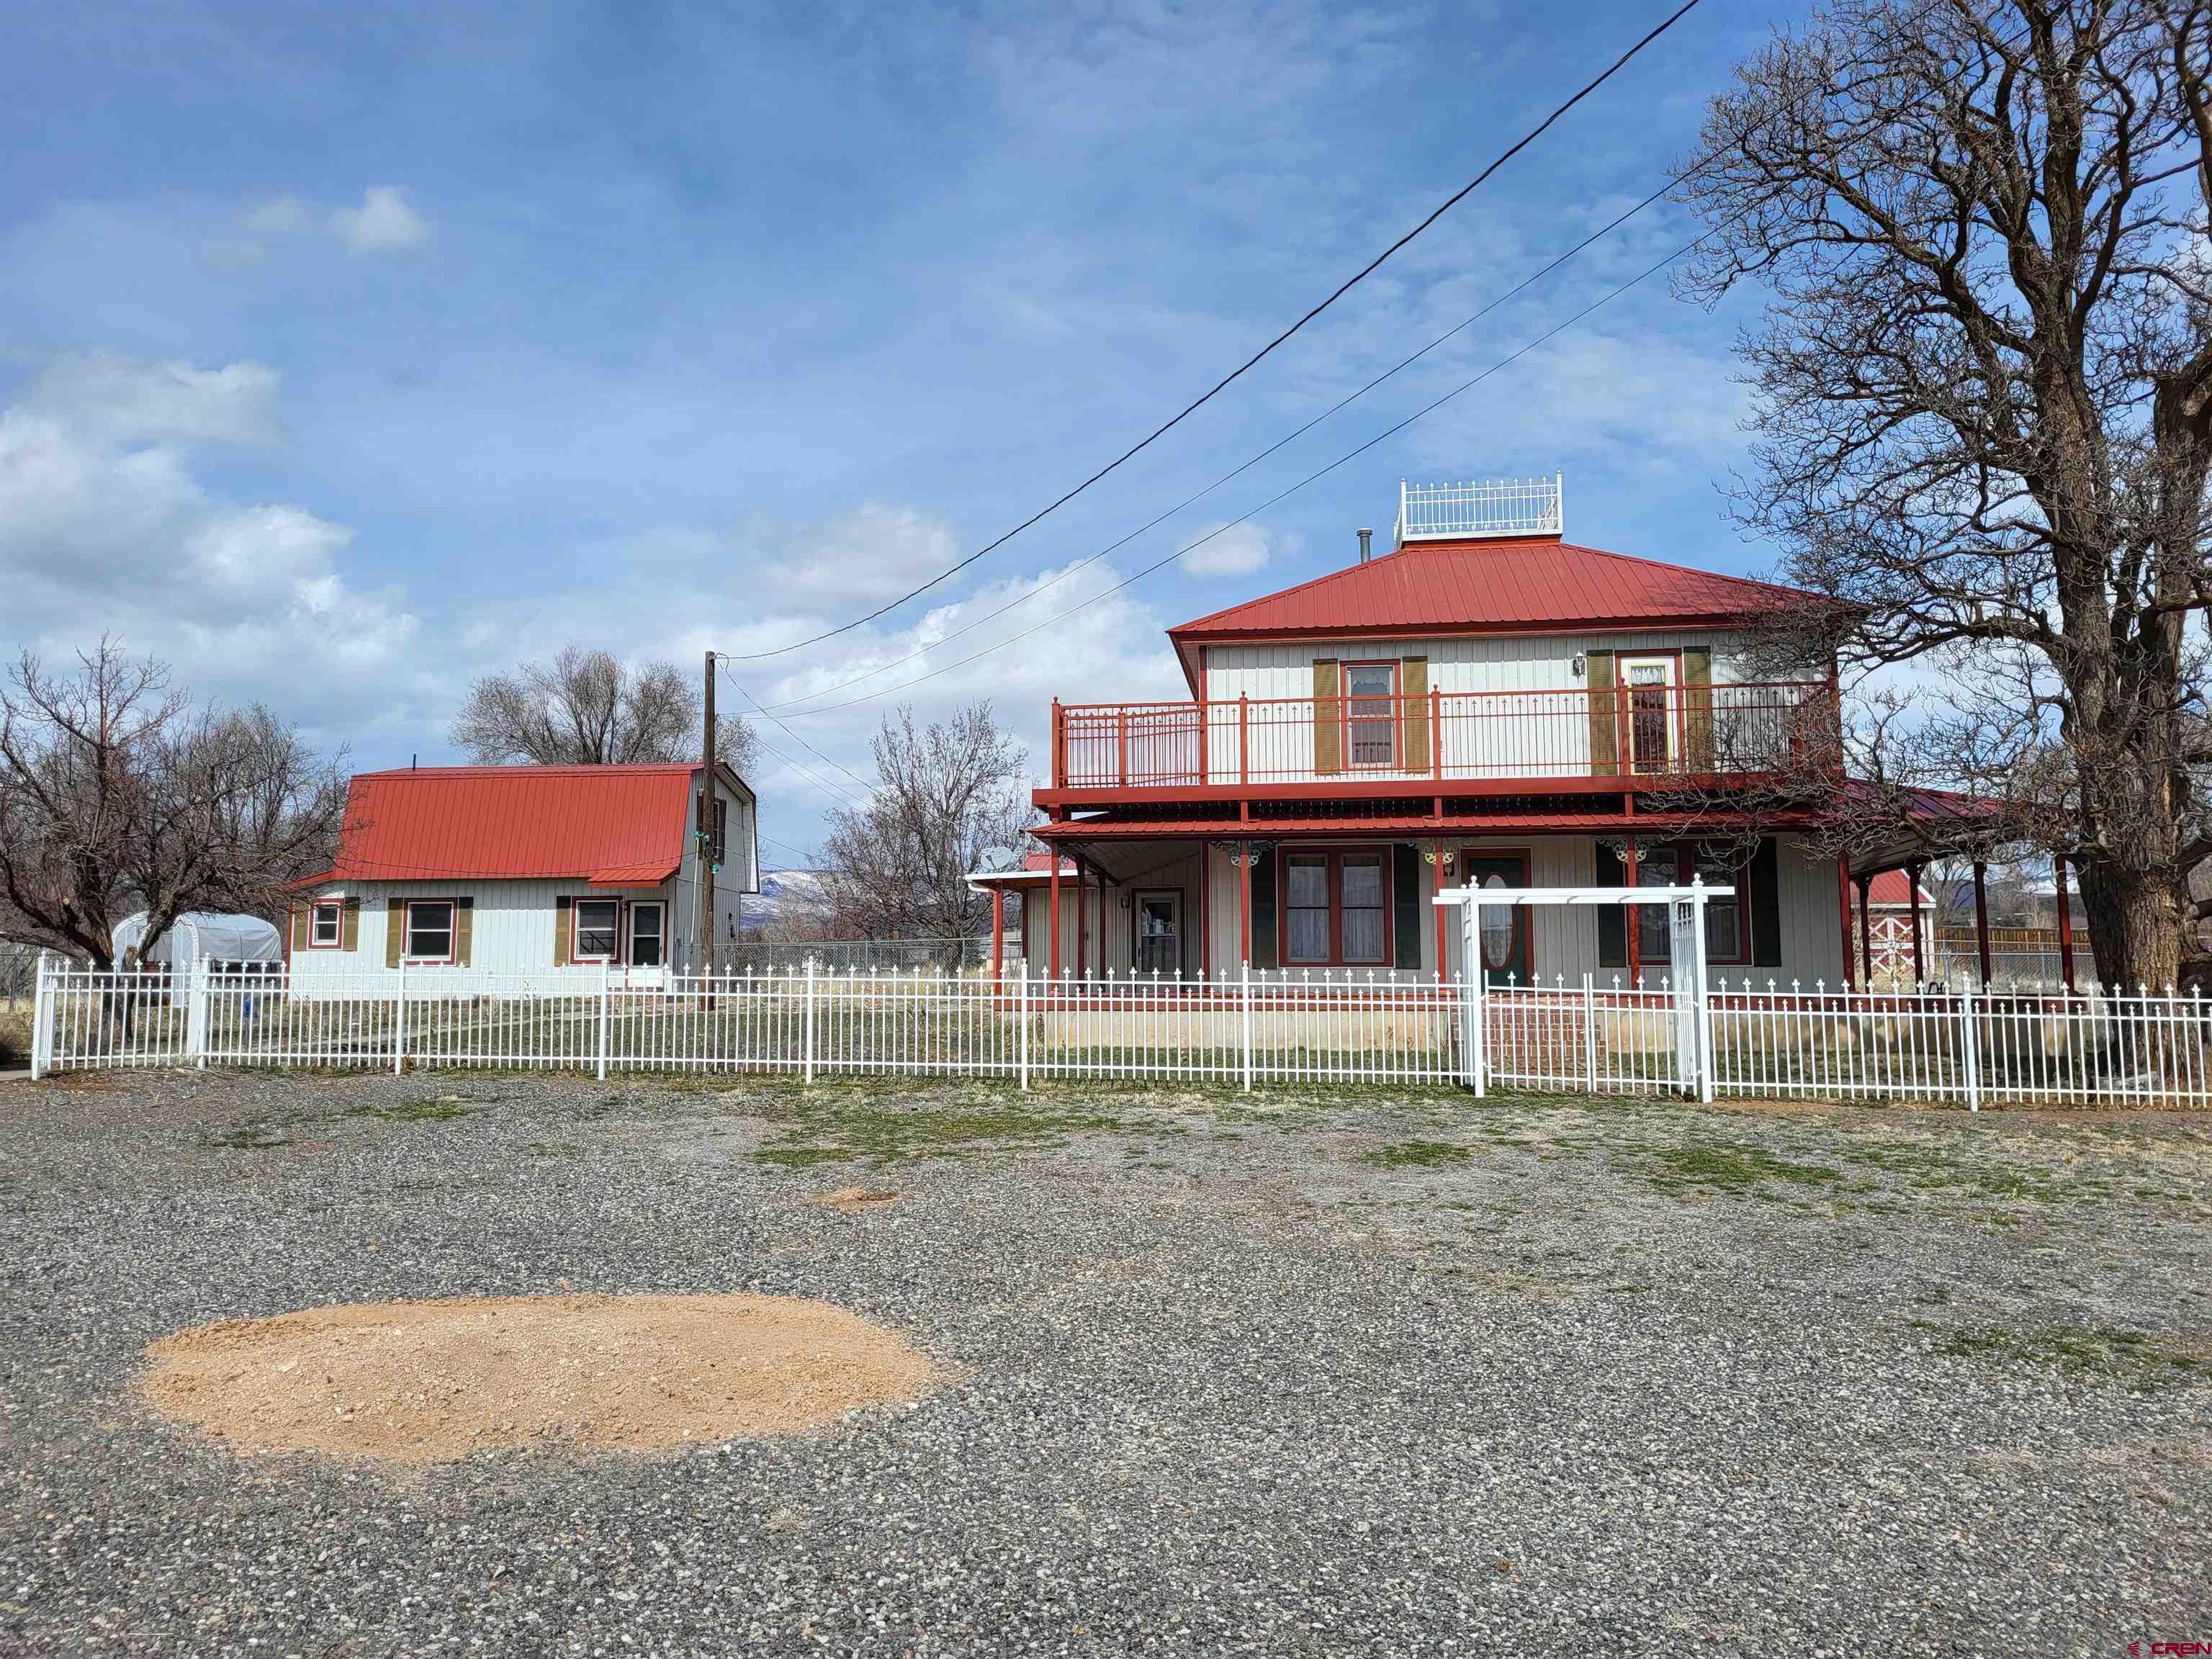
[143,1293,932,1462]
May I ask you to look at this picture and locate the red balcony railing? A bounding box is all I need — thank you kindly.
[1049,682,1835,791]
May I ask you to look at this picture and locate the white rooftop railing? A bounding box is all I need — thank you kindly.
[1394,473,1563,544]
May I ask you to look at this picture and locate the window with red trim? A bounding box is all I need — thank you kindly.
[573,897,621,963]
[1282,848,1391,966]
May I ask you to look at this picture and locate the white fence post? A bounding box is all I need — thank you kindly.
[1695,962,1716,1106]
[1241,961,1253,1093]
[1462,904,1486,1097]
[1583,971,1597,1092]
[393,960,407,1076]
[1960,982,1979,1112]
[1017,967,1029,1092]
[30,952,51,1080]
[187,956,210,1069]
[803,957,817,1084]
[597,961,611,1080]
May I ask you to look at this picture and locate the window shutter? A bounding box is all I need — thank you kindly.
[1313,660,1341,775]
[1586,650,1617,775]
[1749,838,1783,968]
[1683,647,1713,770]
[1250,846,1278,968]
[1401,657,1429,773]
[1594,842,1625,968]
[341,898,360,952]
[1393,844,1421,970]
[385,899,406,969]
[455,898,475,967]
[554,896,572,967]
[290,905,310,953]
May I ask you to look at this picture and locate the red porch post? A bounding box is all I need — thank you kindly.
[991,887,1004,984]
[1048,853,1062,979]
[1238,838,1253,966]
[1906,860,1927,985]
[1623,837,1642,986]
[1433,840,1450,984]
[1855,873,1874,989]
[1972,860,1992,986]
[1836,858,1856,990]
[2054,854,2077,992]
[1076,855,1089,979]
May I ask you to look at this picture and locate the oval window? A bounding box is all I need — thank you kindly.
[1480,873,1515,971]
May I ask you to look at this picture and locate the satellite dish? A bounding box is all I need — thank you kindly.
[978,848,1021,873]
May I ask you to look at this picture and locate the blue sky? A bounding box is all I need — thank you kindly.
[1,0,1817,867]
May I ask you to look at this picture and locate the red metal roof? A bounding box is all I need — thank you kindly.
[1863,870,1936,908]
[315,765,698,884]
[1169,535,1809,644]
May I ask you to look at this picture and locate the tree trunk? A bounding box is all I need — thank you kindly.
[2074,858,2182,992]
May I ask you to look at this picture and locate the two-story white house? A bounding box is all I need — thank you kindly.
[1000,476,1860,988]
[286,763,758,987]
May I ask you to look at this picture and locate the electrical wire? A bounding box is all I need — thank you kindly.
[773,230,1714,718]
[718,660,876,793]
[761,179,1676,715]
[719,0,1704,662]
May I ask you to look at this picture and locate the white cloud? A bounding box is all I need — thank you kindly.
[332,186,428,253]
[27,354,277,447]
[1182,520,1298,577]
[0,356,420,733]
[769,503,963,603]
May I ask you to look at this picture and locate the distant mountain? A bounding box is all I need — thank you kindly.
[742,868,833,936]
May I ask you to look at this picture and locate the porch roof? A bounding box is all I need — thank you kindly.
[1033,807,1818,842]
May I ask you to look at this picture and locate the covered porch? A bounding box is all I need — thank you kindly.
[976,807,1852,989]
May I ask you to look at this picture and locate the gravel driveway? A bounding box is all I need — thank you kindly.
[3,1068,2208,1655]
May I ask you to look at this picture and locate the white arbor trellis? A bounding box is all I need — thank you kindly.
[1436,878,1732,1101]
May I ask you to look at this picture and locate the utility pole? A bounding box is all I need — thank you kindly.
[701,648,716,979]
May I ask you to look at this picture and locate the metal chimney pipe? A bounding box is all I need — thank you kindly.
[1357,527,1372,564]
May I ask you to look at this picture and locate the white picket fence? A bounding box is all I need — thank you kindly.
[27,958,2212,1108]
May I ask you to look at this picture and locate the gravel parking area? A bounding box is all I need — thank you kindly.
[4,1068,2209,1656]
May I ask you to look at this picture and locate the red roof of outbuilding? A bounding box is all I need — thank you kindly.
[1169,535,1809,648]
[308,765,699,886]
[1864,870,1937,908]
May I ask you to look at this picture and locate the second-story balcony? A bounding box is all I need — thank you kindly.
[1048,682,1835,796]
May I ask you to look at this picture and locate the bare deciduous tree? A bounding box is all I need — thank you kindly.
[0,641,348,971]
[451,645,757,774]
[1675,0,2212,986]
[819,702,1028,948]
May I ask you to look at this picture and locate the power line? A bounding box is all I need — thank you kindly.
[721,662,876,793]
[747,725,868,811]
[759,0,2020,721]
[720,0,1704,664]
[774,231,1714,718]
[763,179,1676,716]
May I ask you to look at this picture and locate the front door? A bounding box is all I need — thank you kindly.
[1620,656,1677,775]
[1135,891,1182,976]
[1460,853,1532,986]
[627,902,666,968]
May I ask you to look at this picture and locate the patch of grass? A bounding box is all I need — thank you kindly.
[1644,1142,1842,1195]
[1363,1139,1473,1170]
[749,1094,1143,1166]
[1910,1319,2203,1385]
[201,1124,289,1150]
[348,1097,474,1123]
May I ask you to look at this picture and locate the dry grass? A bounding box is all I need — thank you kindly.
[0,996,30,1071]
